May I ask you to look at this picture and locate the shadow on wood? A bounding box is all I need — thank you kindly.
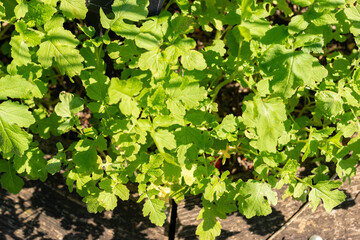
[0,175,167,240]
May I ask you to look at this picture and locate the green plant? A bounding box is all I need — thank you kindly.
[0,0,359,239]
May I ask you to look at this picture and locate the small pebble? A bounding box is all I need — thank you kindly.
[309,235,323,240]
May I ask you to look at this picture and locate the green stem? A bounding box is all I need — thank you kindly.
[237,146,258,156]
[211,39,245,101]
[210,78,232,100]
[215,29,221,40]
[0,22,12,40]
[294,176,305,183]
[209,75,224,89]
[351,108,360,130]
[164,0,175,11]
[218,25,233,40]
[286,109,296,124]
[72,126,83,135]
[242,76,257,94]
[297,102,315,117]
[96,146,107,159]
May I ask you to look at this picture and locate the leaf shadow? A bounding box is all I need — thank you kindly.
[0,181,53,240]
[238,207,285,236]
[0,176,167,239]
[175,223,241,240]
[334,190,358,210]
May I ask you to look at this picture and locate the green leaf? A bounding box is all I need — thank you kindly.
[181,164,196,186]
[142,198,166,226]
[260,25,288,45]
[238,180,278,218]
[98,191,117,210]
[60,0,87,20]
[288,15,309,34]
[83,194,104,213]
[135,32,159,50]
[336,157,357,182]
[241,18,270,39]
[0,0,17,20]
[260,45,316,98]
[80,40,106,71]
[46,142,65,174]
[315,91,343,120]
[113,182,130,200]
[309,180,346,212]
[22,0,56,27]
[291,0,314,7]
[46,157,62,175]
[314,0,345,11]
[344,5,360,36]
[0,75,36,100]
[78,24,96,38]
[0,2,6,20]
[181,50,207,70]
[277,0,293,16]
[166,39,207,70]
[310,60,328,84]
[108,77,142,104]
[164,74,208,111]
[10,35,31,66]
[13,147,47,181]
[14,1,28,20]
[279,159,300,184]
[240,0,255,20]
[215,114,238,140]
[42,0,59,7]
[204,173,228,202]
[107,39,139,69]
[15,21,45,47]
[83,70,110,101]
[119,95,141,117]
[100,0,148,38]
[0,159,24,194]
[99,178,130,201]
[138,48,168,79]
[37,17,84,77]
[293,182,308,199]
[140,11,171,39]
[73,136,106,171]
[111,0,148,21]
[196,206,222,240]
[0,101,35,155]
[152,129,177,152]
[242,96,287,152]
[153,115,178,129]
[54,92,84,118]
[148,86,167,112]
[344,5,360,22]
[0,122,31,156]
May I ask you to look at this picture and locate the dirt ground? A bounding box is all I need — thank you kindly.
[1,165,360,240]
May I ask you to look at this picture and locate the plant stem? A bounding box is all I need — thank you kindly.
[0,22,12,40]
[218,25,232,40]
[96,146,107,159]
[164,0,175,11]
[215,29,221,40]
[211,78,232,100]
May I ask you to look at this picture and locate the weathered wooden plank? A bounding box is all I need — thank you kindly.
[0,177,167,240]
[2,167,360,240]
[175,168,360,240]
[175,189,303,240]
[275,170,360,240]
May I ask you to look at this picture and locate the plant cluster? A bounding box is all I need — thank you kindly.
[0,0,359,239]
